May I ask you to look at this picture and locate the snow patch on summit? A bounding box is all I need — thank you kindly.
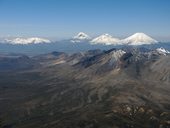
[111,50,126,61]
[156,47,170,55]
[109,50,126,66]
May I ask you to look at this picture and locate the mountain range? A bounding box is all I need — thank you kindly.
[0,47,170,128]
[1,32,158,45]
[1,32,169,55]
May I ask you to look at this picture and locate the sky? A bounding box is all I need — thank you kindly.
[0,0,170,41]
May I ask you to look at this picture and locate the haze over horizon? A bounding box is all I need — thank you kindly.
[0,0,170,41]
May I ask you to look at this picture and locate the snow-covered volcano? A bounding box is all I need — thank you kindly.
[71,32,91,43]
[90,34,120,45]
[5,37,51,45]
[122,33,158,45]
[73,32,90,40]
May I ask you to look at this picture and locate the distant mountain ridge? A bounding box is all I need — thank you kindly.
[0,32,169,55]
[72,32,158,45]
[1,32,158,45]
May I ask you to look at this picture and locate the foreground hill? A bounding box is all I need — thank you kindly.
[0,47,170,128]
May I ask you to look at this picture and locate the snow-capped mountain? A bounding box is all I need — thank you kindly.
[156,47,170,55]
[90,34,120,45]
[122,33,158,45]
[74,32,90,40]
[5,37,51,45]
[71,32,91,43]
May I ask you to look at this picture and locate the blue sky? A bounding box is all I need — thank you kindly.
[0,0,170,41]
